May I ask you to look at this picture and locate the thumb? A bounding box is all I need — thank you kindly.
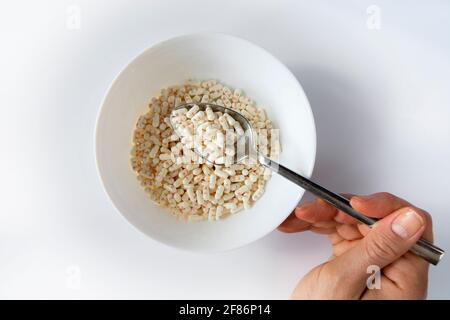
[326,207,426,296]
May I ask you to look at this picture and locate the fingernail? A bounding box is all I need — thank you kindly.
[391,209,424,239]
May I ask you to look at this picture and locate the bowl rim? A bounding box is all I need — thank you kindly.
[94,32,317,252]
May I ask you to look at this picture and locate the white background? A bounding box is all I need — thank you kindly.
[1,0,449,299]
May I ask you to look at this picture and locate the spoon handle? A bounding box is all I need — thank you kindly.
[259,156,444,265]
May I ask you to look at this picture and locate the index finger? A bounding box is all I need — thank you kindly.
[350,192,411,218]
[294,198,338,223]
[350,192,434,242]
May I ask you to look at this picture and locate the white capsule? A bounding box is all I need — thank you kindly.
[196,121,209,133]
[224,113,236,126]
[152,114,160,127]
[202,165,212,176]
[223,178,231,191]
[218,116,229,130]
[206,142,219,152]
[163,184,176,193]
[183,174,193,185]
[193,174,203,184]
[243,196,251,210]
[236,185,249,195]
[234,123,244,136]
[257,108,266,121]
[201,95,209,103]
[191,110,205,122]
[230,175,244,182]
[215,206,224,220]
[205,107,216,121]
[252,186,264,201]
[214,169,229,179]
[186,104,200,118]
[173,107,188,115]
[215,157,225,165]
[215,131,225,148]
[178,202,190,210]
[149,145,160,158]
[196,189,204,205]
[223,193,234,201]
[224,156,233,167]
[209,175,216,189]
[214,185,224,200]
[207,151,219,163]
[231,204,243,214]
[245,104,256,114]
[231,164,244,171]
[202,186,210,201]
[187,187,196,203]
[159,153,172,161]
[208,207,216,221]
[245,179,254,187]
[225,146,235,156]
[205,126,218,139]
[224,202,237,211]
[149,135,160,145]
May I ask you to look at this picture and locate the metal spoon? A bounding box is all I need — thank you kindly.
[170,102,444,265]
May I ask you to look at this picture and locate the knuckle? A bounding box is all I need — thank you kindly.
[365,232,399,263]
[377,192,397,202]
[417,208,432,224]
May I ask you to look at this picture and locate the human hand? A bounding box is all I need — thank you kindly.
[278,192,432,299]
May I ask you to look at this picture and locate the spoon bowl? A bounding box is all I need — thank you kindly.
[170,102,257,165]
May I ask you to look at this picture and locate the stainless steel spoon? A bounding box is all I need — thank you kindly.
[170,102,444,265]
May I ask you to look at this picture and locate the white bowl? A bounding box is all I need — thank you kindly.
[95,33,316,252]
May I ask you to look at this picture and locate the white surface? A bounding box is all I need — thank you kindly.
[0,0,449,299]
[96,33,316,252]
